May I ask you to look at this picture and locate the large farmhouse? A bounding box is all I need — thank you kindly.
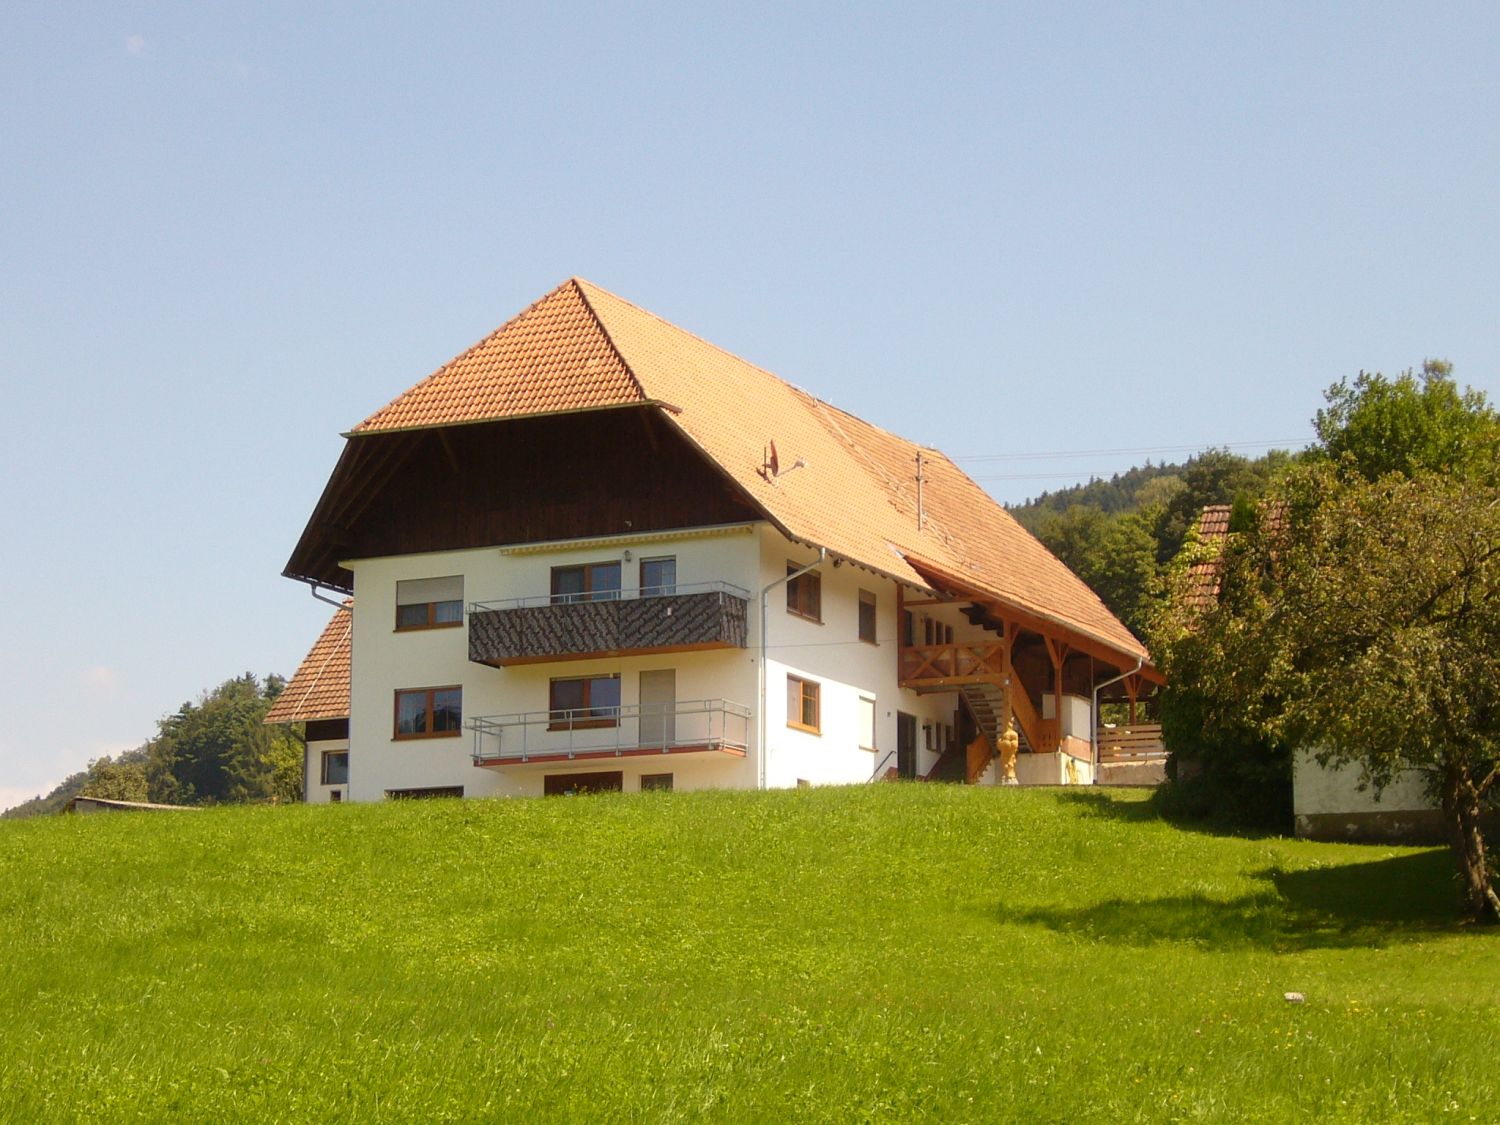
[268,279,1158,801]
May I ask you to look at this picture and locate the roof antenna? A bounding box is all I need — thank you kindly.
[916,452,926,531]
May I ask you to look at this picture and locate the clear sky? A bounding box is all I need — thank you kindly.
[2,3,1497,809]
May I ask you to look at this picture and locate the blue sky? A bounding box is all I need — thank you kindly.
[2,3,1497,808]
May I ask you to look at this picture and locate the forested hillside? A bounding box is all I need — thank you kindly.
[1006,448,1292,637]
[1,674,299,819]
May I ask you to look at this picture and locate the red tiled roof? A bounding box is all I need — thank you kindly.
[340,278,1151,669]
[1184,505,1232,609]
[264,604,352,723]
[355,282,646,432]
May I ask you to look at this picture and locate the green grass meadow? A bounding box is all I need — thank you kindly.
[1,785,1494,1122]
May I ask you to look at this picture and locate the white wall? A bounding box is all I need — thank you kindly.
[756,529,956,788]
[345,529,764,801]
[337,522,982,800]
[305,737,350,804]
[1292,749,1433,818]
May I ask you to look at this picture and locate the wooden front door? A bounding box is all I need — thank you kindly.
[544,771,624,796]
[897,712,918,780]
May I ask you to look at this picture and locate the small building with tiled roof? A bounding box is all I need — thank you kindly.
[276,278,1159,801]
[265,602,352,802]
[1176,503,1441,841]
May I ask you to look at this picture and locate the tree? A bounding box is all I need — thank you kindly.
[147,674,292,805]
[79,752,149,803]
[1168,465,1500,920]
[1033,504,1160,638]
[1314,360,1499,484]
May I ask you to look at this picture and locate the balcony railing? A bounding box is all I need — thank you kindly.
[470,580,750,612]
[898,641,1008,685]
[469,698,752,766]
[468,582,750,667]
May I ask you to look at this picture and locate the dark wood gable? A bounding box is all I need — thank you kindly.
[285,405,764,591]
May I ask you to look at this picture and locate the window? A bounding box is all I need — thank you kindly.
[396,576,463,630]
[328,789,343,804]
[787,675,820,734]
[858,696,876,751]
[786,562,821,621]
[321,750,349,785]
[639,556,677,597]
[549,675,621,729]
[640,773,674,792]
[858,589,877,644]
[394,687,463,739]
[551,561,622,603]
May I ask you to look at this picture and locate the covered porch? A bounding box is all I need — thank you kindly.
[894,558,1163,785]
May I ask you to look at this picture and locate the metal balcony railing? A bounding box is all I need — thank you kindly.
[469,698,752,765]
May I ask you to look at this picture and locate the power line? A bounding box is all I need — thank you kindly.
[950,438,1304,464]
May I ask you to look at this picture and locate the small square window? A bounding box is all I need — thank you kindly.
[640,773,674,792]
[858,590,877,644]
[858,697,876,751]
[786,562,822,622]
[321,750,349,786]
[787,675,820,734]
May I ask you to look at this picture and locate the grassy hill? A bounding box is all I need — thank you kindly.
[1,786,1494,1122]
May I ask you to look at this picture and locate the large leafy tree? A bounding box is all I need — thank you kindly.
[147,674,293,805]
[1211,467,1500,920]
[1314,360,1499,484]
[1156,363,1500,918]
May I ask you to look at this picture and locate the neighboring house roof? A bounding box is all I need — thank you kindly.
[264,603,352,724]
[1184,504,1232,609]
[311,278,1151,670]
[1183,502,1289,610]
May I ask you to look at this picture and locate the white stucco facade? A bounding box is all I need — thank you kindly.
[330,520,1060,801]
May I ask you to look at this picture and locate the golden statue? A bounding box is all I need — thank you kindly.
[999,719,1020,785]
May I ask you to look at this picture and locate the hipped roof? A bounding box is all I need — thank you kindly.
[318,278,1150,669]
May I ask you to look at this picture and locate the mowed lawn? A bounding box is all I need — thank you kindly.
[1,786,1494,1123]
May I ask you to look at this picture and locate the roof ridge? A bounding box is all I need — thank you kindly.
[572,278,795,393]
[570,278,651,405]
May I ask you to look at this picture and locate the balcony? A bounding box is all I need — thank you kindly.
[897,641,1008,689]
[468,582,750,667]
[469,698,751,767]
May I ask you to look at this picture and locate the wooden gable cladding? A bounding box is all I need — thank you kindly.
[284,406,762,591]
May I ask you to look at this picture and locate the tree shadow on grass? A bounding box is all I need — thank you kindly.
[1003,851,1471,951]
[1049,787,1289,841]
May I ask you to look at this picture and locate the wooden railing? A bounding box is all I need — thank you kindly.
[1008,687,1059,755]
[965,735,994,784]
[1096,723,1167,763]
[898,642,1007,684]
